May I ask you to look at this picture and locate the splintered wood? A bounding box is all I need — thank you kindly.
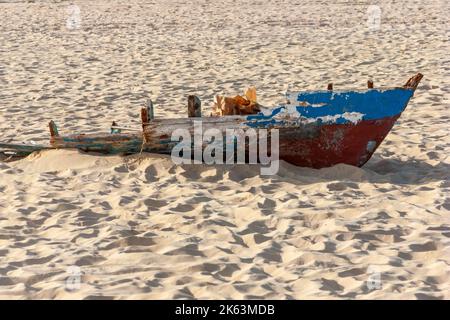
[212,87,261,116]
[403,73,424,91]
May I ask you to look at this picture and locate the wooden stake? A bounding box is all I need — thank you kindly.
[141,107,149,128]
[49,120,59,137]
[141,99,154,127]
[368,80,374,89]
[146,99,154,120]
[187,95,201,117]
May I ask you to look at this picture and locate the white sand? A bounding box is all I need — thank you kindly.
[0,0,449,299]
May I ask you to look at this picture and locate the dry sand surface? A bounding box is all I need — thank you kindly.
[0,0,449,299]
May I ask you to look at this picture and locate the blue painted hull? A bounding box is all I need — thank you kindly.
[247,88,415,127]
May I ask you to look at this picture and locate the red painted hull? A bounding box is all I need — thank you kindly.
[278,115,400,168]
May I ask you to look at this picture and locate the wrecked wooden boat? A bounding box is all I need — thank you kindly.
[0,73,423,168]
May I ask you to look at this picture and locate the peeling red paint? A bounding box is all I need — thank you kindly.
[278,115,399,168]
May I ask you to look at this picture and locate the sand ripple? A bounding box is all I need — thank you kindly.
[0,0,449,299]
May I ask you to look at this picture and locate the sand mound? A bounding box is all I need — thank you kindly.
[14,150,123,173]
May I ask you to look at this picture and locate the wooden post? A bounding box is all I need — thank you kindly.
[187,95,201,117]
[146,98,154,120]
[368,80,374,89]
[49,120,59,137]
[141,107,149,128]
[141,99,154,128]
[327,83,333,91]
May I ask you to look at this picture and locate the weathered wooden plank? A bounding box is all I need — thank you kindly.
[0,143,51,152]
[110,125,141,132]
[50,133,143,154]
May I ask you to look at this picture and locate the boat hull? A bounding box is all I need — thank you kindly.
[0,74,423,168]
[136,113,401,169]
[278,115,399,168]
[0,102,407,169]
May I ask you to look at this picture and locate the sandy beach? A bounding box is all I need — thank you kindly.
[0,0,449,299]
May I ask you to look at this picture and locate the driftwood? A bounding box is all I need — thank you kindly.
[245,87,257,103]
[212,87,261,116]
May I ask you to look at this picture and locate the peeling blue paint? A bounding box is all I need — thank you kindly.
[246,88,414,127]
[291,88,413,119]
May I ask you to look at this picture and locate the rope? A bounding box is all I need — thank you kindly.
[139,129,148,154]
